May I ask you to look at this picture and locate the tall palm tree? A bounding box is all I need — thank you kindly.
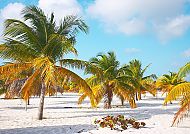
[122,59,157,101]
[164,63,190,126]
[78,52,136,109]
[0,6,97,120]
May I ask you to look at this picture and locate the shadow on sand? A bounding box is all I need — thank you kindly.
[0,124,96,134]
[2,95,180,122]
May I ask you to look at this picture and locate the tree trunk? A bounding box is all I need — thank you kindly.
[129,98,137,108]
[38,83,46,120]
[27,99,30,105]
[104,89,113,109]
[120,96,124,106]
[138,91,142,100]
[25,101,27,111]
[135,92,138,101]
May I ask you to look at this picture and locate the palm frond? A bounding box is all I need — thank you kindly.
[164,83,190,105]
[0,42,37,62]
[21,69,40,101]
[78,93,87,105]
[92,84,105,104]
[4,19,39,46]
[178,62,190,78]
[172,99,190,126]
[60,59,103,76]
[86,75,101,87]
[56,67,96,107]
[0,63,32,76]
[58,15,89,37]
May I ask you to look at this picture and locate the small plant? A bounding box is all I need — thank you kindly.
[94,115,146,131]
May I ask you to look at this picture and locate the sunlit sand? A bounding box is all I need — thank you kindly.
[0,92,189,134]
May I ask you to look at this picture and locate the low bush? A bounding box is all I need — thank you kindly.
[94,115,146,131]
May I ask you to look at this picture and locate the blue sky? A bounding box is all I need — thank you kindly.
[0,0,190,77]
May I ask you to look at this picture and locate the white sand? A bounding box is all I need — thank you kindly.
[0,93,189,134]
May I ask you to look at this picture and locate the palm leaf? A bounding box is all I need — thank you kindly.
[0,63,32,76]
[56,67,96,107]
[78,93,87,105]
[164,83,190,105]
[60,59,103,76]
[178,62,190,78]
[172,98,190,126]
[21,69,40,101]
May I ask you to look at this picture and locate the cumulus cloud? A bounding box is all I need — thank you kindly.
[0,0,83,42]
[156,15,190,41]
[0,3,24,20]
[38,0,82,22]
[182,48,190,57]
[87,0,190,40]
[0,3,25,42]
[125,48,141,54]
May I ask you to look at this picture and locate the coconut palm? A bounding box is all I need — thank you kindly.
[78,52,136,109]
[122,59,157,101]
[0,6,97,120]
[156,72,185,96]
[164,63,190,126]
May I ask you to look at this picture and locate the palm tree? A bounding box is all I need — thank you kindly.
[78,52,136,109]
[156,72,185,97]
[0,6,97,120]
[164,63,190,126]
[122,59,157,101]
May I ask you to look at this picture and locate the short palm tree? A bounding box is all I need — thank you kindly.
[122,59,157,101]
[78,52,136,109]
[0,6,97,120]
[156,72,185,97]
[164,62,190,126]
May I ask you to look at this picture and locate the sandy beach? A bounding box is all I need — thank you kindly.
[0,93,189,134]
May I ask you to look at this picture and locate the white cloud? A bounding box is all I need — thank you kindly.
[0,0,83,42]
[0,3,24,20]
[0,3,25,42]
[125,48,141,54]
[182,48,190,57]
[87,0,190,40]
[156,15,190,41]
[38,0,82,22]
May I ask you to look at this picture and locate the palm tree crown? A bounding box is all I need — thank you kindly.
[156,72,185,95]
[79,52,134,108]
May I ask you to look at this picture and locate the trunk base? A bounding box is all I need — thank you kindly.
[104,89,113,109]
[38,83,46,120]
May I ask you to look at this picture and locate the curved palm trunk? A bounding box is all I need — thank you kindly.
[104,89,113,109]
[38,83,46,120]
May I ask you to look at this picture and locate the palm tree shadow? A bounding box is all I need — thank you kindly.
[0,124,96,134]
